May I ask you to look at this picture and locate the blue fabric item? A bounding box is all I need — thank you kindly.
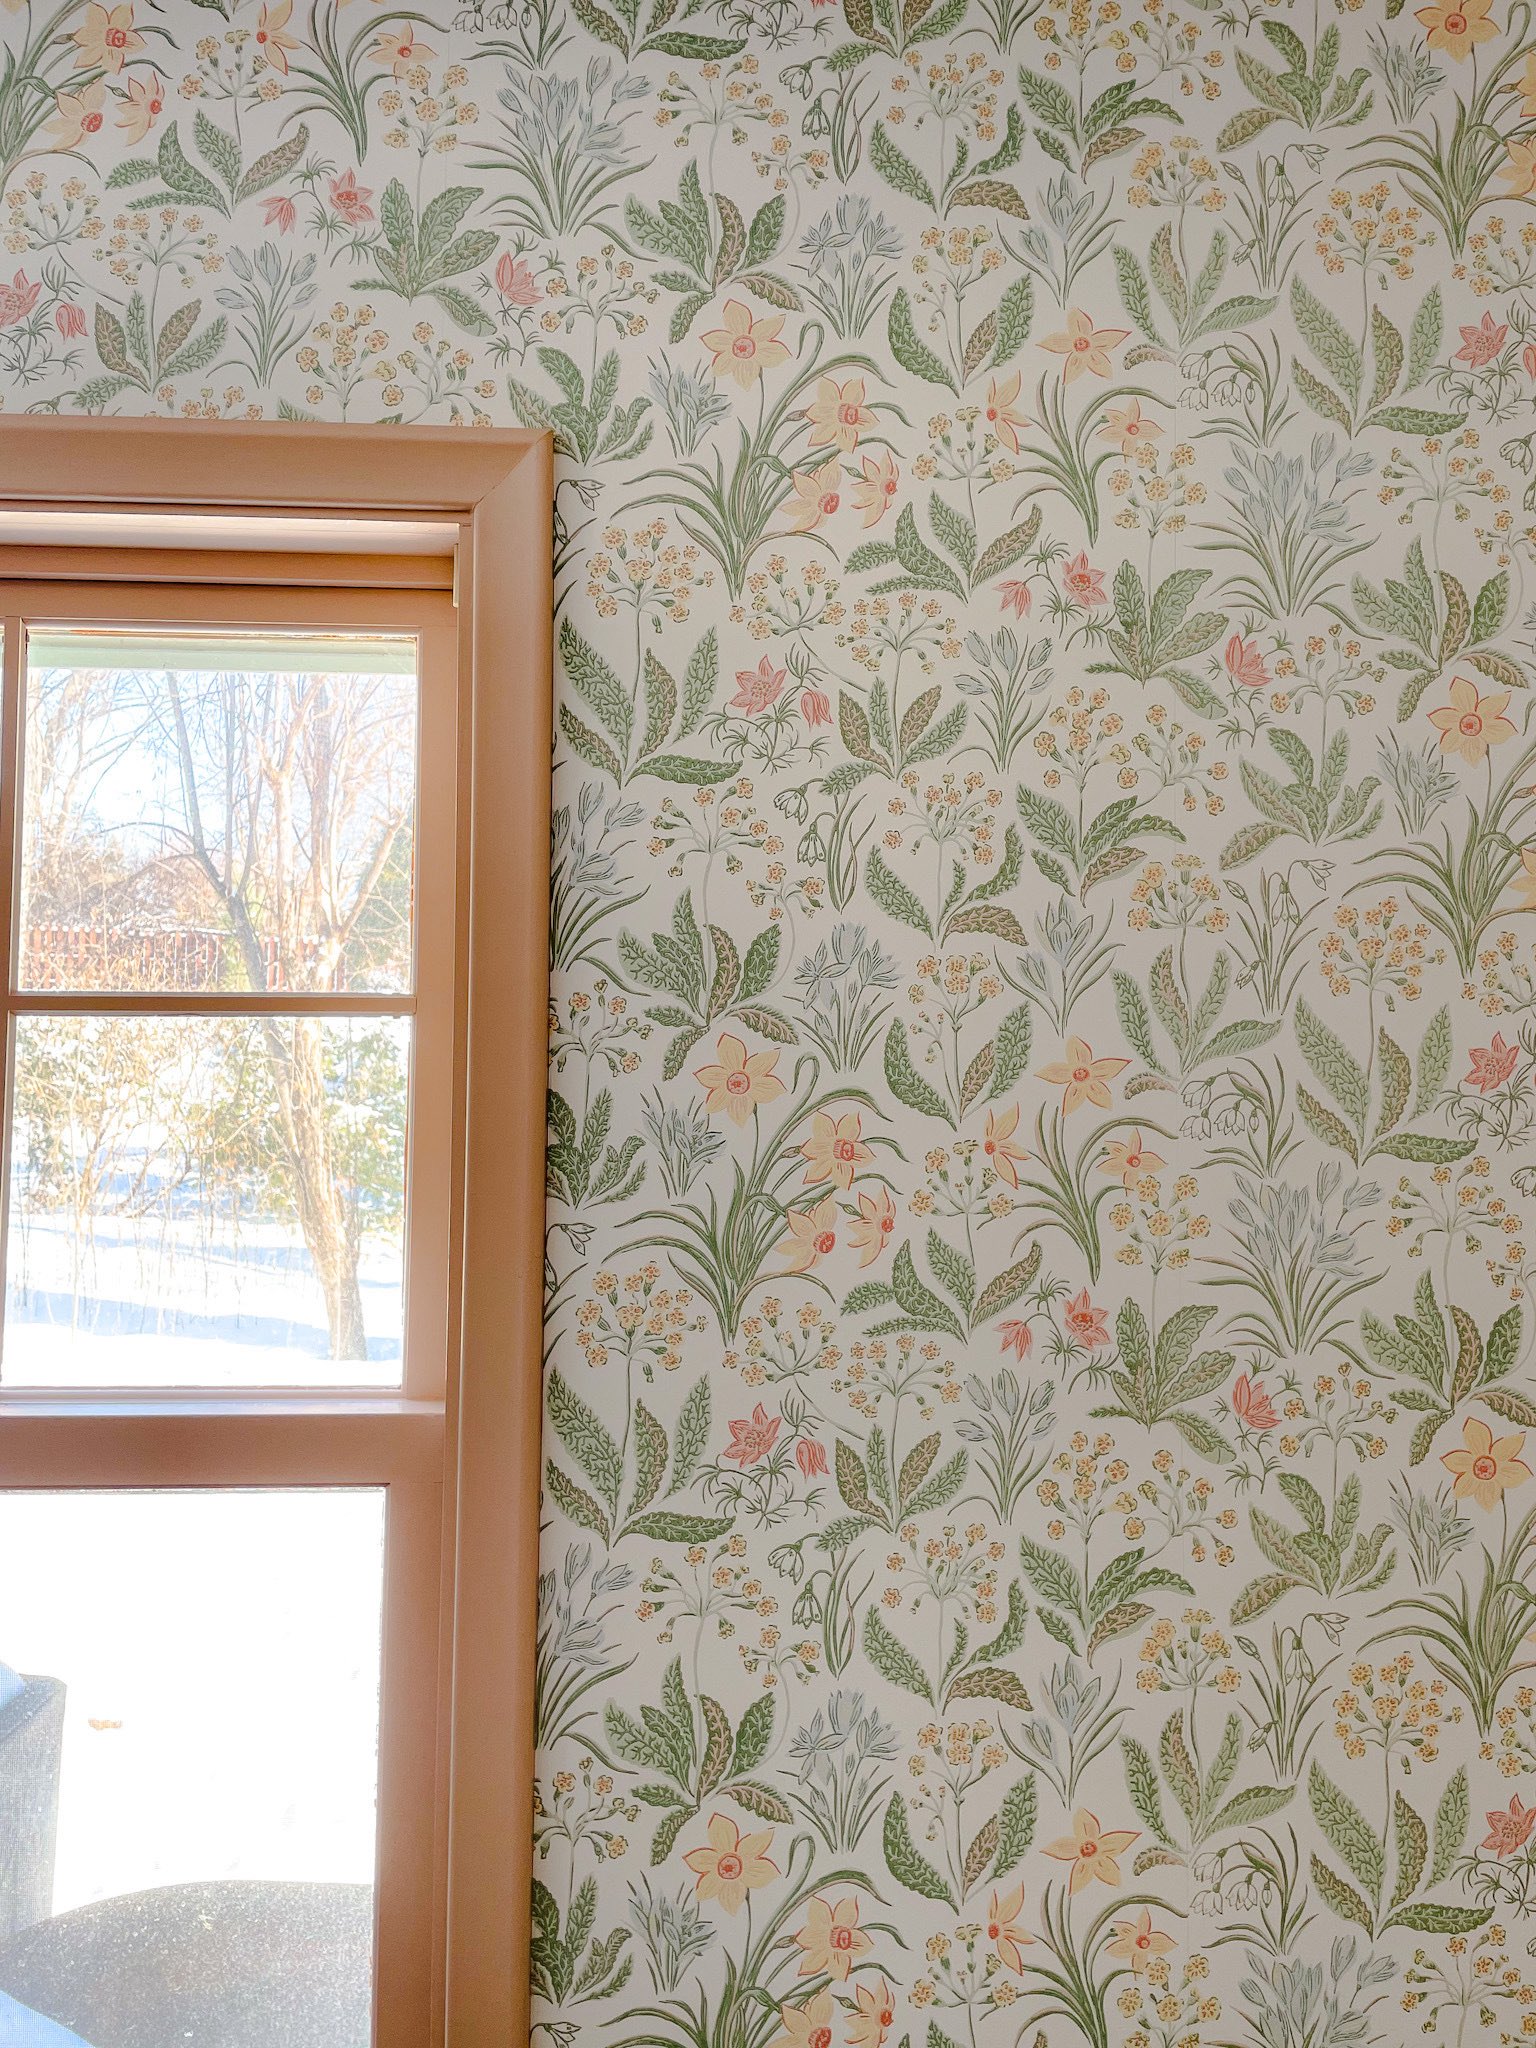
[0,1992,91,2046]
[0,1666,24,1716]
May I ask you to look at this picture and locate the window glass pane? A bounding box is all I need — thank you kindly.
[19,631,417,994]
[0,1490,380,2047]
[4,1015,407,1387]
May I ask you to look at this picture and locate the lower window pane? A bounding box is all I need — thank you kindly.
[4,1015,408,1388]
[0,1489,382,2045]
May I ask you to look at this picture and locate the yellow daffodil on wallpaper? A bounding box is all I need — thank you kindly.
[17,0,1536,2034]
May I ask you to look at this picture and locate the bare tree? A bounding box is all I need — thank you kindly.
[23,652,415,1360]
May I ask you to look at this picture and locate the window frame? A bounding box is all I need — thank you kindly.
[0,576,459,1402]
[0,420,553,2048]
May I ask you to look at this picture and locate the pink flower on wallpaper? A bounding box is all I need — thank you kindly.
[1466,1033,1519,1092]
[731,657,786,715]
[1061,552,1107,606]
[1062,1290,1110,1349]
[1224,633,1270,689]
[496,253,541,307]
[1482,1796,1536,1856]
[1455,311,1508,367]
[1232,1374,1278,1431]
[0,273,40,328]
[328,171,374,225]
[723,1404,781,1467]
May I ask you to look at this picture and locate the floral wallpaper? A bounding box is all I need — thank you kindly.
[8,0,1536,2040]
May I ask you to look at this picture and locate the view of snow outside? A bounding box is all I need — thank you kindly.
[0,1490,383,1914]
[3,1201,405,1389]
[2,1012,409,1388]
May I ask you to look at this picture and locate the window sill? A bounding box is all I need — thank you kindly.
[0,1397,444,1485]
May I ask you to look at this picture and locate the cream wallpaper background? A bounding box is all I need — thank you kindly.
[5,0,1536,2042]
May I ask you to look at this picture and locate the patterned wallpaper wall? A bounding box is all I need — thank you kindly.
[9,0,1536,2040]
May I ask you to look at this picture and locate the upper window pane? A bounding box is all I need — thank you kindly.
[18,632,418,995]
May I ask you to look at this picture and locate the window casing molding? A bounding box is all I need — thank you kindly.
[0,419,553,2048]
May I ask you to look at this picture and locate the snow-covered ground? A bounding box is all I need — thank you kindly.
[3,1213,403,1388]
[0,1490,382,1913]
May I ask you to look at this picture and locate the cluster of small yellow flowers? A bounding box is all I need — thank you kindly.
[1275,627,1378,721]
[1333,1655,1448,1768]
[1404,1927,1536,2039]
[1039,685,1126,772]
[294,300,393,408]
[373,325,484,417]
[926,404,1011,488]
[733,558,844,640]
[1479,1687,1536,1784]
[531,245,652,344]
[885,1521,1006,1624]
[724,1302,840,1391]
[549,979,650,1076]
[584,520,711,628]
[911,1717,1005,1768]
[1127,855,1225,935]
[533,1756,638,1864]
[573,1267,700,1378]
[1034,0,1151,72]
[899,956,1006,1117]
[1110,1172,1209,1273]
[1125,707,1227,814]
[909,1136,1016,1227]
[746,1635,822,1688]
[906,1719,1010,1846]
[1485,1689,1536,1776]
[183,26,287,101]
[1466,931,1536,1020]
[1037,1430,1128,1538]
[891,51,1005,139]
[1109,440,1205,536]
[835,589,958,676]
[1387,1159,1523,1281]
[833,1332,951,1428]
[1119,1952,1219,2048]
[656,55,801,182]
[1135,2,1215,91]
[1318,898,1435,1002]
[378,59,477,155]
[909,951,1000,1008]
[1249,1371,1388,1467]
[647,778,785,876]
[1457,215,1536,294]
[100,204,220,289]
[1136,1610,1240,1694]
[175,383,264,421]
[5,173,102,259]
[912,224,1004,280]
[884,768,1002,866]
[1127,135,1223,211]
[1115,1451,1237,1565]
[1314,184,1422,283]
[908,1916,1025,2018]
[636,1537,800,1660]
[904,230,1004,388]
[1380,429,1512,536]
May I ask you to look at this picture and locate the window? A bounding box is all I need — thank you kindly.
[9,621,437,1390]
[0,421,552,2048]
